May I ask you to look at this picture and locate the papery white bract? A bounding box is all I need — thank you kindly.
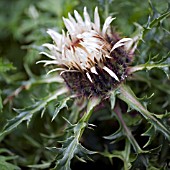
[38,7,134,96]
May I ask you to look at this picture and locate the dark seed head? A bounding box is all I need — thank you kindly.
[61,38,131,97]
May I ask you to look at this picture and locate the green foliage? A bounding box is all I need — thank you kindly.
[51,96,72,122]
[0,156,20,170]
[0,86,68,137]
[0,59,15,73]
[0,90,2,111]
[50,98,100,170]
[0,0,170,169]
[118,84,170,141]
[101,140,136,170]
[0,149,20,170]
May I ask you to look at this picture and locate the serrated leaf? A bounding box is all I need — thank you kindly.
[50,98,100,170]
[101,140,136,170]
[1,109,32,136]
[118,84,170,141]
[52,136,95,170]
[142,125,156,148]
[0,88,67,137]
[76,143,96,161]
[52,96,71,121]
[129,62,170,74]
[142,10,170,38]
[0,156,20,170]
[104,126,123,141]
[149,11,170,29]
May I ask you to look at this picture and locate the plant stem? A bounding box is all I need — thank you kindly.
[78,97,101,140]
[114,103,143,153]
[118,84,170,141]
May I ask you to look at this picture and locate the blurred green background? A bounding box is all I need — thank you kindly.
[0,0,170,169]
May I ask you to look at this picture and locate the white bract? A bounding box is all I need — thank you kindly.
[38,7,132,82]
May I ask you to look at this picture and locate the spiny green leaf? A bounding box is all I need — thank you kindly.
[142,125,156,148]
[52,96,72,121]
[142,10,170,38]
[155,52,170,64]
[101,140,136,170]
[0,88,67,137]
[104,126,123,141]
[3,74,64,105]
[51,136,95,170]
[0,148,13,155]
[129,62,170,74]
[50,98,100,170]
[132,145,162,169]
[0,109,32,136]
[131,154,149,170]
[0,148,20,169]
[0,156,20,170]
[123,113,142,127]
[118,84,170,141]
[149,11,170,28]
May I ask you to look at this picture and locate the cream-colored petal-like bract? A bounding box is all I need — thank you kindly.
[74,10,84,25]
[39,7,134,96]
[40,7,131,75]
[63,17,76,35]
[102,16,116,36]
[111,38,132,52]
[83,7,91,30]
[103,66,119,82]
[94,7,100,32]
[90,66,98,75]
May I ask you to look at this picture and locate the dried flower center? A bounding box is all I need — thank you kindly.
[61,39,130,97]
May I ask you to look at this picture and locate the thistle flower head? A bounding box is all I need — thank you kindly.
[39,7,134,97]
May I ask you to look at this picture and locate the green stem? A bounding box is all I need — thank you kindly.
[118,84,170,141]
[114,104,143,153]
[78,97,101,140]
[128,63,170,74]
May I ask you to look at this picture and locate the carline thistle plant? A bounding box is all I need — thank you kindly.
[37,7,170,165]
[38,7,135,97]
[0,3,169,170]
